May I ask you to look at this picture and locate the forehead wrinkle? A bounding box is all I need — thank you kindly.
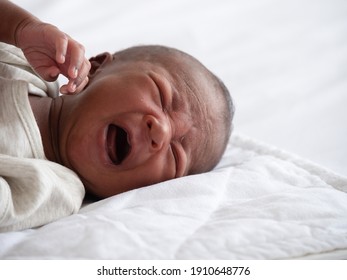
[154,56,213,173]
[181,75,211,174]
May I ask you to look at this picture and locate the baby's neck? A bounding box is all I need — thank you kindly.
[28,95,59,162]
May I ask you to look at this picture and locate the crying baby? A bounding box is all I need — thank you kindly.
[31,45,234,198]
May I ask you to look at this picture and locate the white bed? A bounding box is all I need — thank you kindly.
[0,0,346,259]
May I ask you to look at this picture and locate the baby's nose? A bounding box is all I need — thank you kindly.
[144,115,171,152]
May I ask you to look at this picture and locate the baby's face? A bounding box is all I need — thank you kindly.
[58,55,222,197]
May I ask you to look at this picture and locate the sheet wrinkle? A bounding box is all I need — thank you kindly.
[173,170,233,258]
[172,134,347,259]
[232,133,347,191]
[219,230,346,259]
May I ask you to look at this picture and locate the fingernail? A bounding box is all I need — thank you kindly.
[70,83,77,92]
[60,87,68,94]
[74,67,78,78]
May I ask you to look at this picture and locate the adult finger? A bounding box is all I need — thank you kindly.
[66,58,90,93]
[34,65,60,82]
[55,32,68,64]
[59,76,88,95]
[74,76,89,94]
[67,40,86,80]
[47,65,60,81]
[75,59,91,88]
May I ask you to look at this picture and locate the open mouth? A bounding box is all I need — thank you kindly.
[106,124,131,165]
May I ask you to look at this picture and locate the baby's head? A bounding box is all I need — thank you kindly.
[58,45,234,198]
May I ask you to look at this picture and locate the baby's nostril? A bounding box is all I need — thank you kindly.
[147,121,152,129]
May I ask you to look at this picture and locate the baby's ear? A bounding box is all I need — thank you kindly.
[88,52,113,78]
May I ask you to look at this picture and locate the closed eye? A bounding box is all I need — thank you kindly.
[170,143,179,177]
[149,73,166,111]
[158,89,165,110]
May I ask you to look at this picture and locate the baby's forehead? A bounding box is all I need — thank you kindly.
[157,61,211,119]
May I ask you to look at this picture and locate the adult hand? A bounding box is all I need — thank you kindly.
[15,19,91,94]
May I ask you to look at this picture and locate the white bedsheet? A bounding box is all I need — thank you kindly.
[1,134,347,259]
[1,0,346,259]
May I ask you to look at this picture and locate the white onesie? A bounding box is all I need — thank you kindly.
[0,43,85,232]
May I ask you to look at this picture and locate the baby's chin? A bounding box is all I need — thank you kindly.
[75,175,106,199]
[78,174,129,199]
